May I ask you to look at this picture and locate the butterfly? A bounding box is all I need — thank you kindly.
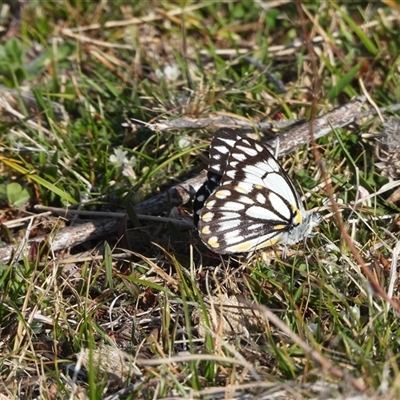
[193,128,321,254]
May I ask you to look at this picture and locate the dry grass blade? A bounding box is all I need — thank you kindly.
[249,302,367,393]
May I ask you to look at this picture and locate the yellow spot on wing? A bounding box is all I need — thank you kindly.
[202,212,214,222]
[215,190,230,199]
[227,237,281,253]
[227,241,253,252]
[206,200,216,208]
[207,236,220,248]
[201,226,211,235]
[255,237,281,249]
[234,184,249,194]
[291,204,303,225]
[274,224,286,231]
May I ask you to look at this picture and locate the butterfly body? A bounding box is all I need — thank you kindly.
[193,129,320,254]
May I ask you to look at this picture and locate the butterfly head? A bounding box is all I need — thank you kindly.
[284,209,322,246]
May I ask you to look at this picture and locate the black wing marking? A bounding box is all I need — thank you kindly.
[193,128,245,227]
[221,137,303,213]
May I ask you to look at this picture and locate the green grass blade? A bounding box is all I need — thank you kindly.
[0,156,77,204]
[327,62,361,100]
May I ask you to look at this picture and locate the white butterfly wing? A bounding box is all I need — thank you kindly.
[198,137,308,253]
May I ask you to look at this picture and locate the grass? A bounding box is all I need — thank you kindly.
[1,1,400,399]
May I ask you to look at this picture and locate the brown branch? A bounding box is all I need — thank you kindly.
[0,218,122,264]
[148,115,277,132]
